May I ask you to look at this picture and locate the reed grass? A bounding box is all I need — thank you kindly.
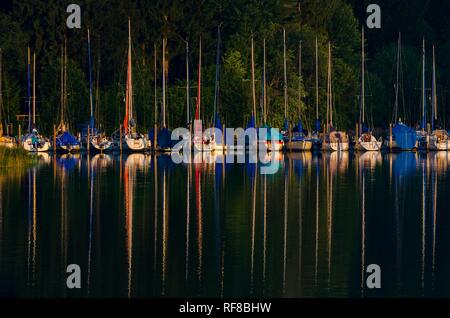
[0,146,35,168]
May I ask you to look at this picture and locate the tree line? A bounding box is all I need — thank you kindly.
[0,0,448,136]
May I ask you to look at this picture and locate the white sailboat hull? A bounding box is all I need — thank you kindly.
[124,134,147,152]
[429,138,450,151]
[22,138,51,152]
[91,135,113,152]
[356,135,382,151]
[357,141,382,151]
[258,140,284,152]
[427,131,450,151]
[322,142,349,152]
[285,140,313,151]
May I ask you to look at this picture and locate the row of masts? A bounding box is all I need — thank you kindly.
[1,22,448,153]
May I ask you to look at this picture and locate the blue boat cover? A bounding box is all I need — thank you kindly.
[392,123,416,150]
[57,131,80,147]
[246,115,256,129]
[294,120,303,133]
[315,119,321,132]
[283,118,289,132]
[362,124,369,133]
[148,128,156,145]
[157,127,174,149]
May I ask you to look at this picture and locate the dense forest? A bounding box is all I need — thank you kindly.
[0,0,449,135]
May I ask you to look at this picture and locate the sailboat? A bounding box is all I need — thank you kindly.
[243,34,258,151]
[213,26,226,152]
[416,38,429,150]
[310,37,322,149]
[429,45,450,150]
[356,27,382,151]
[384,33,417,151]
[0,48,16,148]
[21,49,50,152]
[283,35,313,151]
[258,38,284,152]
[321,42,349,151]
[156,38,174,152]
[115,19,148,152]
[86,29,112,152]
[55,40,81,152]
[193,38,215,152]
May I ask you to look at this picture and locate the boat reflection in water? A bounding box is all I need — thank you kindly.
[2,151,450,297]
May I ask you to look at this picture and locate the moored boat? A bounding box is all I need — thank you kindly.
[321,42,349,152]
[356,27,382,152]
[115,19,148,152]
[21,49,50,152]
[282,33,312,151]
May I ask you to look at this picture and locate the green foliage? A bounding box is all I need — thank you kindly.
[0,145,35,168]
[3,0,444,134]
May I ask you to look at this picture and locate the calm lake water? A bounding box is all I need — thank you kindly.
[1,151,450,298]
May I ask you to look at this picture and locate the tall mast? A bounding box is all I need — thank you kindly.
[60,46,64,127]
[213,26,221,126]
[0,48,3,131]
[186,41,189,126]
[315,37,319,122]
[360,27,365,136]
[162,37,166,128]
[195,38,202,121]
[432,45,437,130]
[128,18,133,122]
[330,43,333,128]
[263,38,267,124]
[251,35,256,125]
[326,42,333,131]
[64,38,68,128]
[95,55,100,127]
[394,33,401,123]
[32,52,36,127]
[27,47,31,132]
[421,38,426,131]
[298,41,302,118]
[283,28,288,120]
[87,28,94,130]
[154,43,157,127]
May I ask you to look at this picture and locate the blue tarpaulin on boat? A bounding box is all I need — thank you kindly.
[362,124,369,133]
[246,115,255,129]
[315,119,321,132]
[148,128,156,144]
[157,127,174,149]
[294,120,303,133]
[392,123,416,150]
[57,131,80,147]
[283,118,289,132]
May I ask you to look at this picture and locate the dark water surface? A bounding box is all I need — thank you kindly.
[1,151,450,298]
